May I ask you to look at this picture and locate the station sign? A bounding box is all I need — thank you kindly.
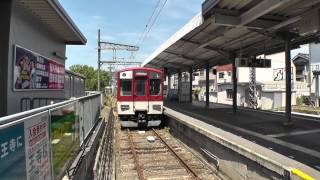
[235,57,271,68]
[0,111,52,180]
[14,45,65,91]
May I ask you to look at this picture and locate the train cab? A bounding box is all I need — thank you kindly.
[117,67,163,127]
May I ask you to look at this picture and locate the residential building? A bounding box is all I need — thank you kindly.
[216,52,309,110]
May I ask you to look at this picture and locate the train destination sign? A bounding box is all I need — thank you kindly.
[14,45,65,90]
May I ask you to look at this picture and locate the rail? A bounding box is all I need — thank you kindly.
[152,129,200,180]
[127,129,144,180]
[0,92,104,180]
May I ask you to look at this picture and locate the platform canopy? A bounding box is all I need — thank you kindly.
[142,0,320,73]
[17,0,87,45]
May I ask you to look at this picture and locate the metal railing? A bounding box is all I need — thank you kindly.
[93,108,114,180]
[0,92,103,180]
[21,97,67,111]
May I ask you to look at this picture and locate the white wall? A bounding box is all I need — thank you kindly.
[238,52,296,83]
[217,71,232,84]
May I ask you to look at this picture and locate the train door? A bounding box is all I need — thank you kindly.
[133,76,149,111]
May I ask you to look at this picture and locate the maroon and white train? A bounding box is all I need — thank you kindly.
[116,67,163,127]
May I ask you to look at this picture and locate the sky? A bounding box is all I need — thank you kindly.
[59,0,203,69]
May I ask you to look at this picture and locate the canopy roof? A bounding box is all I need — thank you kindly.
[142,0,320,73]
[18,0,86,45]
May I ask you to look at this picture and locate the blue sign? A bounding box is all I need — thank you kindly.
[0,122,26,179]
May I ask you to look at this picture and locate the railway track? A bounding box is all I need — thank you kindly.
[117,128,219,180]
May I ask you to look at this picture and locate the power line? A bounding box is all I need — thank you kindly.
[135,0,168,59]
[140,0,168,47]
[136,0,162,45]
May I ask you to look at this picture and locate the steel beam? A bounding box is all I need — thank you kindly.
[100,41,139,51]
[240,0,289,26]
[180,38,229,59]
[164,50,202,62]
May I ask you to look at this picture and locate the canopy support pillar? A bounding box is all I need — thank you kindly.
[232,53,237,114]
[206,63,210,107]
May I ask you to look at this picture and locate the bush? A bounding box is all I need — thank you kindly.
[296,96,304,106]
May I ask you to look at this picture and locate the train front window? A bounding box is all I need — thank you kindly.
[136,79,146,96]
[149,72,161,95]
[120,79,132,96]
[150,79,161,95]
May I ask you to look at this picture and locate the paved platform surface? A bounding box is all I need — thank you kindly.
[165,101,320,171]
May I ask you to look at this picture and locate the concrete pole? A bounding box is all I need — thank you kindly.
[206,63,210,107]
[178,71,182,103]
[97,29,101,91]
[285,38,292,125]
[189,67,193,103]
[232,54,237,114]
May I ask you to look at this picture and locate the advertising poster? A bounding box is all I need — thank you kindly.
[0,122,26,179]
[14,45,65,90]
[24,112,52,180]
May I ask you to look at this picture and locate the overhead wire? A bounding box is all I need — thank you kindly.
[136,0,162,46]
[135,0,168,60]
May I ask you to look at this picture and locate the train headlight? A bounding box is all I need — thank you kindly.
[121,105,130,111]
[152,105,162,111]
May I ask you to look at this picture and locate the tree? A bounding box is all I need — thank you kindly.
[69,65,110,91]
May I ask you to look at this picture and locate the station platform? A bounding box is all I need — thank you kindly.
[164,100,320,171]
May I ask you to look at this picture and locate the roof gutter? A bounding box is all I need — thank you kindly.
[47,0,87,45]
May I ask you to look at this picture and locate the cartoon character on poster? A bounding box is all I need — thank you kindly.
[14,54,37,89]
[30,61,37,89]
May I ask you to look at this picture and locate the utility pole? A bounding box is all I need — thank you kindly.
[97,29,101,91]
[97,30,140,91]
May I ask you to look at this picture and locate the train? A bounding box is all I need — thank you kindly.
[116,67,164,127]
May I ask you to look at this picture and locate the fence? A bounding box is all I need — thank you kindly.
[0,92,103,180]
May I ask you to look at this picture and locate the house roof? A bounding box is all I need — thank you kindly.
[17,0,87,45]
[292,53,309,65]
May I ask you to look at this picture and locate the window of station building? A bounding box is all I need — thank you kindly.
[120,79,132,96]
[219,72,224,79]
[226,89,233,99]
[136,79,146,96]
[228,71,231,76]
[149,72,161,95]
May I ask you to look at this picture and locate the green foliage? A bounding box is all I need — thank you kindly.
[69,64,110,91]
[296,96,304,106]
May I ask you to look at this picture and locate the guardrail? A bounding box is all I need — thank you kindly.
[0,92,103,180]
[21,97,67,111]
[93,108,114,180]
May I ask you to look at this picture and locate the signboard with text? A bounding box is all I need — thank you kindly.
[14,45,65,90]
[0,112,52,180]
[24,112,51,180]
